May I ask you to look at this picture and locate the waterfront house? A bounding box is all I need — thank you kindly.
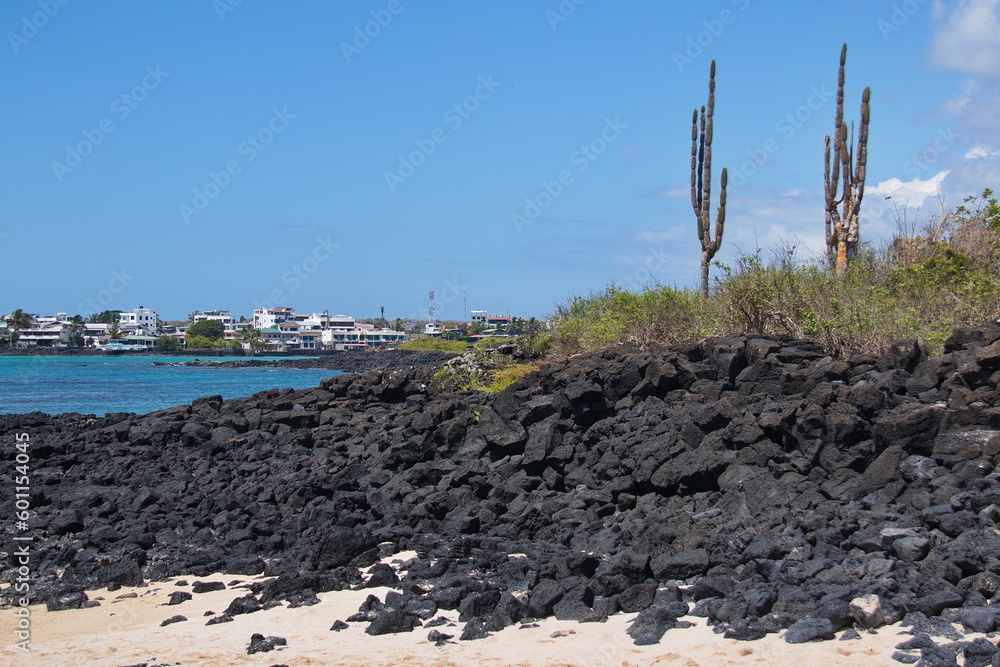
[192,310,235,330]
[253,306,295,330]
[119,307,158,335]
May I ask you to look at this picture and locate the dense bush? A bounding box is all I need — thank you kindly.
[186,335,225,349]
[156,335,181,351]
[186,319,227,340]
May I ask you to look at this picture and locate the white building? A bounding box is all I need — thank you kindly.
[321,324,407,349]
[470,310,513,328]
[15,323,70,346]
[192,310,235,330]
[33,313,68,326]
[299,313,356,332]
[83,323,109,347]
[253,306,295,330]
[119,306,158,335]
[256,321,321,351]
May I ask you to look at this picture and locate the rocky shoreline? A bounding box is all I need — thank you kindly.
[3,325,1000,663]
[152,349,459,373]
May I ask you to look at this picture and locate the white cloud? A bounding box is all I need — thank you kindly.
[928,1,1000,144]
[964,145,1000,159]
[869,170,951,208]
[928,0,1000,76]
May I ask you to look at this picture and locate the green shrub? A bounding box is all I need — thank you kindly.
[156,335,181,351]
[186,335,224,349]
[186,319,227,340]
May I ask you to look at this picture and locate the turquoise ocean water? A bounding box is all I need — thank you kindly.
[0,356,342,416]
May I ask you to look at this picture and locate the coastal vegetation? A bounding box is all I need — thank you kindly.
[156,335,181,351]
[184,336,242,351]
[87,310,120,324]
[398,338,469,354]
[432,352,542,393]
[185,319,227,340]
[3,308,31,346]
[432,337,549,392]
[549,190,1000,359]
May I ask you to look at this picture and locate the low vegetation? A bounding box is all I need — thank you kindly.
[432,338,547,392]
[398,338,469,354]
[550,191,1000,359]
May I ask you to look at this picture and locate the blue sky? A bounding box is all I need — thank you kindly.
[2,0,998,321]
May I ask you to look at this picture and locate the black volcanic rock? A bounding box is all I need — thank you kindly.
[365,608,421,636]
[224,594,262,617]
[627,605,679,645]
[5,326,1000,660]
[246,633,287,654]
[784,618,835,644]
[192,581,226,594]
[167,591,192,606]
[160,614,186,626]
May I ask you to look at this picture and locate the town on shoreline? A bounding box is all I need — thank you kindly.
[2,305,543,354]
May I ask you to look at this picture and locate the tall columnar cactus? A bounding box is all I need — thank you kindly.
[692,60,727,298]
[824,43,871,275]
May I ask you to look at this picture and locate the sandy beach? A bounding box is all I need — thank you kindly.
[2,556,987,667]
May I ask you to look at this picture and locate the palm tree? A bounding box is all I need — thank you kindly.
[506,317,526,336]
[393,318,404,332]
[66,315,86,347]
[108,321,121,340]
[4,309,33,347]
[240,326,263,352]
[88,310,120,324]
[525,317,542,337]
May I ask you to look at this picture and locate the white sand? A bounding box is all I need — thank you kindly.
[0,560,988,666]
